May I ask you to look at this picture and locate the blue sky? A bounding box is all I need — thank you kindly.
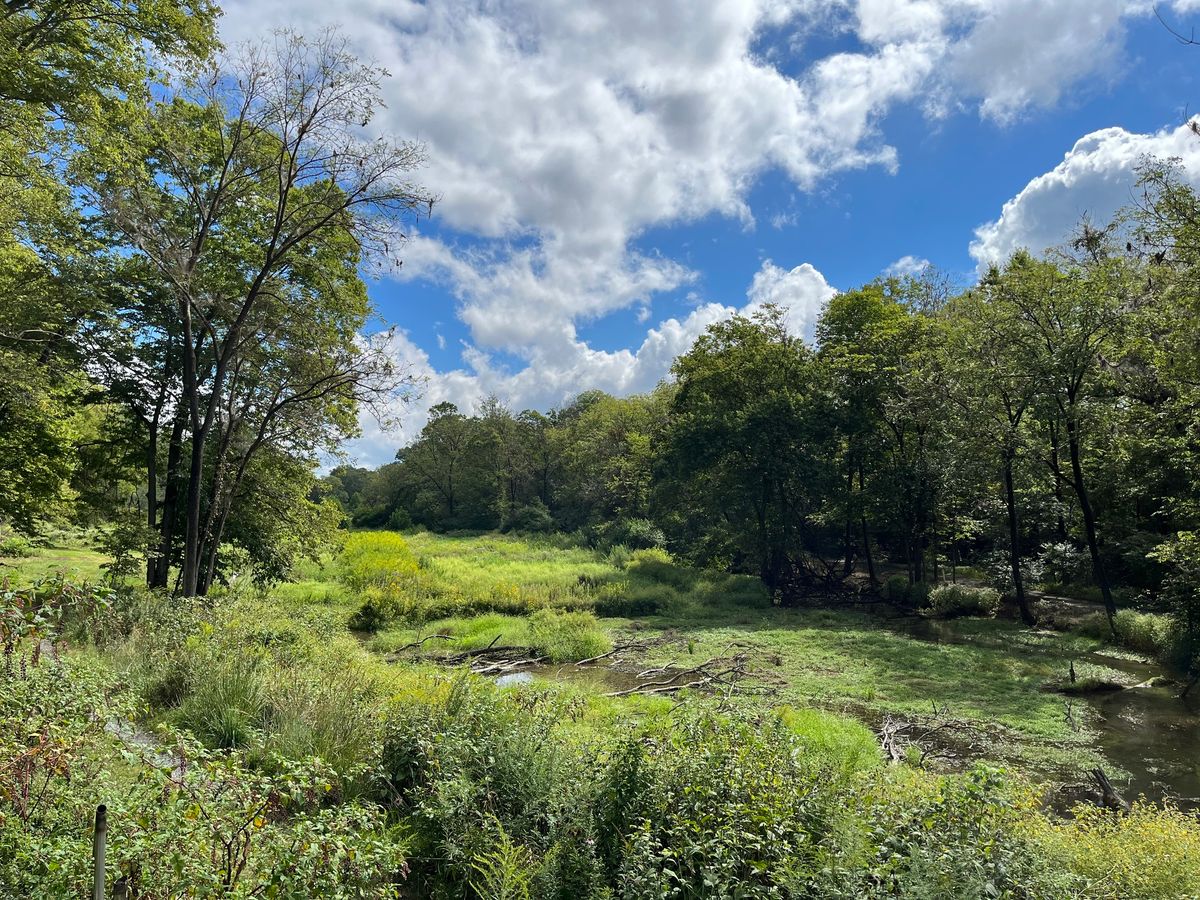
[221,0,1200,465]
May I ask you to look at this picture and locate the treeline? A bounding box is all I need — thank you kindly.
[330,195,1200,683]
[0,4,432,590]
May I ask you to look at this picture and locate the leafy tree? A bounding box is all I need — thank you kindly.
[662,305,837,593]
[85,30,434,594]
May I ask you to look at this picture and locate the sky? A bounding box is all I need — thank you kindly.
[217,0,1200,467]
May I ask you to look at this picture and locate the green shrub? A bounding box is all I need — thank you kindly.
[603,518,666,550]
[525,608,611,662]
[602,716,831,896]
[605,543,633,569]
[379,679,596,896]
[502,501,555,534]
[886,576,931,607]
[927,584,1001,618]
[0,533,32,558]
[1077,609,1182,663]
[1028,801,1200,898]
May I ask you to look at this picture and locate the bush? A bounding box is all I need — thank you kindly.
[1028,801,1200,899]
[0,533,32,558]
[1077,609,1182,663]
[886,576,931,607]
[525,608,611,662]
[613,518,667,550]
[927,584,1001,619]
[502,501,555,534]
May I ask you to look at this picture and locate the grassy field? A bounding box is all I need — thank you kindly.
[0,529,1151,779]
[7,529,1200,897]
[254,529,1151,781]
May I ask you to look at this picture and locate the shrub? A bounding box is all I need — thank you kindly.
[927,584,1001,619]
[605,543,633,569]
[0,533,32,558]
[502,501,555,535]
[525,608,611,662]
[613,518,667,550]
[602,716,832,896]
[1077,609,1182,663]
[379,679,596,896]
[1028,801,1200,898]
[886,576,931,607]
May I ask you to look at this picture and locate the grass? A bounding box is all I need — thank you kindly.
[1,529,1174,787]
[1,542,109,587]
[9,529,1200,898]
[325,531,1137,778]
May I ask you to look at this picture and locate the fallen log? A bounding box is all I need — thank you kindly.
[1090,768,1130,814]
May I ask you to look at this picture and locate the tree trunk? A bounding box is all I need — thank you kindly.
[152,415,185,589]
[842,458,855,577]
[858,465,877,583]
[1049,422,1068,541]
[1003,450,1036,626]
[144,413,160,586]
[1065,410,1117,632]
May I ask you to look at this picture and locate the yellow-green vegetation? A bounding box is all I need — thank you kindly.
[340,531,1128,775]
[5,532,1200,898]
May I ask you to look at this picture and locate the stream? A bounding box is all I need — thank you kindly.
[896,617,1200,810]
[491,619,1200,810]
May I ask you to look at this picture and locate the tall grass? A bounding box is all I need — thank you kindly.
[338,530,769,628]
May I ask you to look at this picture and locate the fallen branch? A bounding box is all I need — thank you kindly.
[390,633,454,654]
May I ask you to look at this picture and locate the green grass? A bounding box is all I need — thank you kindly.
[315,531,1135,777]
[6,529,1172,786]
[1,542,110,587]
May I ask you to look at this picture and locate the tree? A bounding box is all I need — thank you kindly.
[0,0,217,110]
[87,30,435,594]
[815,278,946,586]
[662,306,837,593]
[944,263,1047,625]
[1002,246,1132,630]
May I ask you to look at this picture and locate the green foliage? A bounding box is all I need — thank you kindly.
[526,609,611,662]
[504,500,556,534]
[0,532,32,558]
[1028,801,1200,899]
[927,584,1001,618]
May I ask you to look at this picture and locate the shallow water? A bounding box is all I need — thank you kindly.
[493,662,702,694]
[894,614,1200,809]
[1094,683,1200,809]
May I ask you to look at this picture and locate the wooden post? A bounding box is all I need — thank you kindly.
[92,805,107,900]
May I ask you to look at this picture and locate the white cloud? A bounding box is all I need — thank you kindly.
[745,260,837,339]
[213,0,1198,463]
[339,259,835,462]
[971,123,1200,268]
[885,255,933,277]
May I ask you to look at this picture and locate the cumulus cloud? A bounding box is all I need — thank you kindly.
[212,0,1200,463]
[885,255,933,277]
[971,123,1200,268]
[339,259,836,462]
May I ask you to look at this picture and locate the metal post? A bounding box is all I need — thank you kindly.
[92,805,107,900]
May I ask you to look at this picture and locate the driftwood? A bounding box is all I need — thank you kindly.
[1091,768,1130,814]
[877,703,988,765]
[603,651,753,698]
[389,633,454,654]
[879,716,907,764]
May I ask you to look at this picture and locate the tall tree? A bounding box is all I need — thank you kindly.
[87,30,435,594]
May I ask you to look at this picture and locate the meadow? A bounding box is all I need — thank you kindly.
[4,529,1200,898]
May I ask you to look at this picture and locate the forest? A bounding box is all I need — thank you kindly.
[4,0,1200,897]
